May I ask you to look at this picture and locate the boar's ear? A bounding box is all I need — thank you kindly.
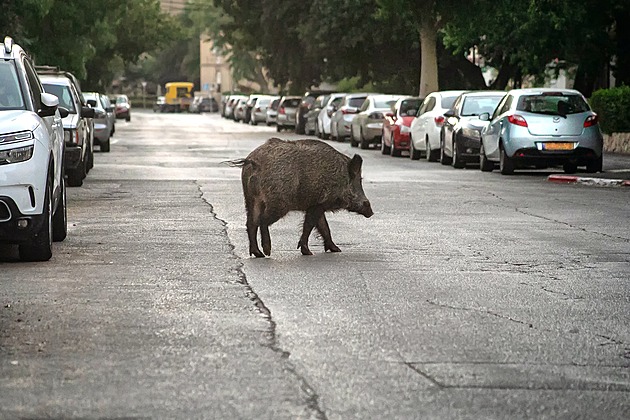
[348,154,363,179]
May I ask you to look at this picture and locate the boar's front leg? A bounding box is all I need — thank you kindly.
[316,213,341,253]
[298,206,324,255]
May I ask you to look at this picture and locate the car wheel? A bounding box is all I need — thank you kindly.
[586,155,603,173]
[563,161,578,174]
[451,136,464,168]
[479,142,493,172]
[381,132,391,155]
[350,129,358,147]
[390,134,401,157]
[314,122,321,138]
[19,178,53,261]
[101,138,110,153]
[52,176,67,242]
[426,137,438,162]
[359,129,369,149]
[67,158,86,187]
[276,125,282,132]
[87,143,94,172]
[126,115,130,122]
[499,144,515,175]
[410,136,421,160]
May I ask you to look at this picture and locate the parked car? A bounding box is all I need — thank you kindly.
[38,67,96,187]
[224,95,247,119]
[233,97,249,122]
[317,93,346,139]
[295,90,335,134]
[0,36,68,261]
[409,90,466,162]
[350,94,405,149]
[304,94,328,135]
[381,96,423,157]
[439,91,506,167]
[84,92,115,153]
[249,96,276,125]
[330,93,371,141]
[276,96,301,131]
[243,94,269,124]
[153,96,166,113]
[113,94,131,121]
[266,97,281,126]
[479,88,603,174]
[190,95,218,113]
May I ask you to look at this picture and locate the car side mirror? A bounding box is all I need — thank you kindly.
[86,99,97,107]
[81,106,96,118]
[95,109,107,119]
[58,107,70,118]
[38,92,59,118]
[479,112,490,121]
[386,112,395,117]
[106,106,114,112]
[444,109,455,118]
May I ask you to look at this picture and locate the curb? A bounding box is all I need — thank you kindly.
[547,175,630,187]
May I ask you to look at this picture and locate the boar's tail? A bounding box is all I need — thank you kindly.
[223,158,258,170]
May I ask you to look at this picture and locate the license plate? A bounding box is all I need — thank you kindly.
[542,142,575,151]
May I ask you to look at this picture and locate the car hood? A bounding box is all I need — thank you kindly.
[0,110,41,134]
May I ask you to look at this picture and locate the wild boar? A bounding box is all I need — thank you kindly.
[230,138,373,257]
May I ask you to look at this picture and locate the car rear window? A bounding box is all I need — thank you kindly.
[516,93,590,115]
[270,99,280,110]
[348,97,367,107]
[42,83,76,113]
[461,96,504,116]
[282,98,300,107]
[400,99,422,116]
[440,95,459,109]
[374,99,397,108]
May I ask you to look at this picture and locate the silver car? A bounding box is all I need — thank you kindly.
[479,88,603,175]
[330,93,370,141]
[350,94,405,149]
[84,92,115,152]
[266,97,281,126]
[276,96,301,132]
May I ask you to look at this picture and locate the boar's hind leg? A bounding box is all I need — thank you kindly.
[260,224,271,256]
[246,202,265,258]
[298,207,324,255]
[317,214,341,253]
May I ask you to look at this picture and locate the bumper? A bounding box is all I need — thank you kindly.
[510,146,600,166]
[64,144,83,169]
[364,123,383,143]
[456,137,481,162]
[393,132,411,149]
[504,131,603,159]
[0,196,47,244]
[115,109,130,119]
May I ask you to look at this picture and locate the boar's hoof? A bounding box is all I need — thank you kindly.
[250,247,265,258]
[325,242,341,253]
[298,241,313,256]
[263,244,271,256]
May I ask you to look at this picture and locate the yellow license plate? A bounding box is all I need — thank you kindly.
[543,142,575,151]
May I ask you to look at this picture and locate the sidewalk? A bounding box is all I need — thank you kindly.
[547,152,630,186]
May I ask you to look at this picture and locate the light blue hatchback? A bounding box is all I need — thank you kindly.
[479,88,603,175]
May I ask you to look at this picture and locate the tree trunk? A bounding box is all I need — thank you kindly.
[418,13,439,97]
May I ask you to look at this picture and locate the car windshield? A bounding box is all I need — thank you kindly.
[516,93,590,116]
[84,93,103,110]
[400,99,422,116]
[461,96,504,116]
[42,83,76,113]
[0,61,26,110]
[116,96,128,104]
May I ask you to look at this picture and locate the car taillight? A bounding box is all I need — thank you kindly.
[508,114,528,127]
[279,107,285,115]
[584,114,598,128]
[434,115,445,126]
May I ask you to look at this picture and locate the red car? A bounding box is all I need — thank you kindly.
[114,94,131,121]
[381,97,423,157]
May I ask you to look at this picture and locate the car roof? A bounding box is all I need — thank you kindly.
[38,74,73,86]
[460,91,506,97]
[507,88,583,96]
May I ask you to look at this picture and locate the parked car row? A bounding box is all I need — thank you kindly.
[1,36,127,261]
[221,87,604,177]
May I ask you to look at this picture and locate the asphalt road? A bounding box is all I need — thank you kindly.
[1,110,629,419]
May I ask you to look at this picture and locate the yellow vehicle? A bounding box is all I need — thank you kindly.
[164,82,194,112]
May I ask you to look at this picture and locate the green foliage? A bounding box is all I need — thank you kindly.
[590,86,630,134]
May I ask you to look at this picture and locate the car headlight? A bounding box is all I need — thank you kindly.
[0,145,34,165]
[0,130,33,145]
[462,127,481,140]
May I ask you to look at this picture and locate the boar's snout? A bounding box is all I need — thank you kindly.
[361,200,374,218]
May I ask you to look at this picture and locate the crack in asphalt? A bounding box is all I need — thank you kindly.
[425,299,535,328]
[196,182,327,420]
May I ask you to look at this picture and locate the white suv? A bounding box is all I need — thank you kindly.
[0,36,68,261]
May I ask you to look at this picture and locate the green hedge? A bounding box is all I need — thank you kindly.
[589,86,630,134]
